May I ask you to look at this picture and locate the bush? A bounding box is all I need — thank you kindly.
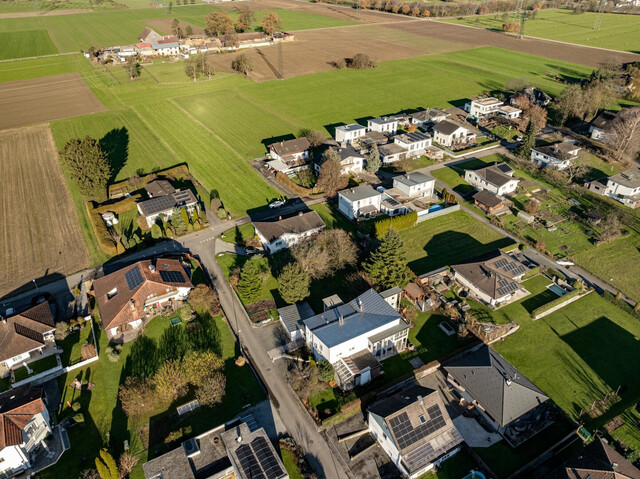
[216,207,227,219]
[350,53,375,69]
[55,321,70,341]
[73,413,85,423]
[317,360,334,382]
[72,402,82,412]
[373,212,417,237]
[275,171,317,196]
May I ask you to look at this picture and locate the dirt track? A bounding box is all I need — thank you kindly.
[0,8,92,19]
[0,125,89,298]
[0,72,107,131]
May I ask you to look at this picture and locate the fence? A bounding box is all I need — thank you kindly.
[440,142,501,159]
[417,204,460,223]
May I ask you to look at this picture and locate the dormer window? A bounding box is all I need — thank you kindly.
[418,415,426,424]
[107,288,118,299]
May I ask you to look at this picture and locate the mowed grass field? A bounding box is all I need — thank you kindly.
[0,125,89,297]
[0,5,356,56]
[399,209,513,275]
[441,9,640,52]
[0,30,57,59]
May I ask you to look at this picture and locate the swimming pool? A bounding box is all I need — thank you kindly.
[547,284,567,297]
[462,472,486,479]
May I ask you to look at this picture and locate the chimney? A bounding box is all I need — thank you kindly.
[338,313,344,326]
[1,317,5,325]
[129,300,135,311]
[612,462,618,470]
[236,436,242,443]
[279,215,282,220]
[357,298,363,312]
[298,211,303,216]
[417,395,423,405]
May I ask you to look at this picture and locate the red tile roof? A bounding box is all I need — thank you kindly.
[0,388,45,449]
[0,303,55,363]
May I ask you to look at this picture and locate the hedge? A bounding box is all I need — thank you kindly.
[500,243,521,253]
[521,265,541,281]
[531,285,584,318]
[275,171,319,197]
[86,202,118,256]
[602,290,640,320]
[95,193,143,215]
[373,211,417,237]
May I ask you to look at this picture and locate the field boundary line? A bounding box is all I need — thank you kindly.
[0,51,78,63]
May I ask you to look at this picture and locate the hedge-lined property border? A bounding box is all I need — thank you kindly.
[531,286,586,319]
[374,211,418,237]
[275,171,319,197]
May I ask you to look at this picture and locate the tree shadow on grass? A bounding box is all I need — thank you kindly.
[99,127,129,183]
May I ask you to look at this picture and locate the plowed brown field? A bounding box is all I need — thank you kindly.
[0,72,106,131]
[0,125,89,297]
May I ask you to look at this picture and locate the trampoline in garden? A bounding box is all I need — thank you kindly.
[169,317,181,326]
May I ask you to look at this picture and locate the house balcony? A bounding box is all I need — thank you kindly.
[1,341,60,380]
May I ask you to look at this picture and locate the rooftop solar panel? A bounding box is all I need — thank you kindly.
[236,444,265,479]
[159,270,186,284]
[390,406,448,450]
[251,437,284,479]
[125,267,144,291]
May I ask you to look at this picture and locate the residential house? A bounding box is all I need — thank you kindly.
[393,172,435,198]
[221,423,288,479]
[510,87,551,107]
[335,124,367,146]
[267,137,311,175]
[444,344,550,437]
[277,302,316,341]
[410,108,449,130]
[368,385,463,479]
[152,37,180,56]
[549,437,640,479]
[118,45,136,58]
[145,179,175,198]
[334,146,365,175]
[135,42,153,57]
[380,286,402,311]
[464,163,519,196]
[0,303,56,375]
[253,210,326,254]
[464,97,522,119]
[593,167,640,208]
[393,131,432,157]
[368,117,398,134]
[379,143,408,164]
[451,250,528,307]
[530,141,580,170]
[303,289,409,389]
[432,120,476,148]
[93,259,193,341]
[0,386,52,478]
[138,27,163,44]
[589,110,617,141]
[473,190,506,215]
[337,185,382,220]
[137,188,199,227]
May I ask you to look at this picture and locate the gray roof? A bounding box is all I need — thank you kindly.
[468,163,515,188]
[532,142,580,161]
[221,424,287,479]
[335,146,364,161]
[138,189,198,217]
[336,123,366,132]
[395,131,431,144]
[433,120,468,136]
[303,289,402,348]
[379,143,407,157]
[153,42,179,49]
[394,172,435,188]
[550,438,640,479]
[269,137,311,157]
[473,189,503,208]
[369,116,397,125]
[444,345,549,427]
[338,184,381,202]
[253,210,325,243]
[380,286,402,298]
[277,302,315,334]
[368,321,409,344]
[411,108,449,122]
[590,110,617,130]
[608,167,640,189]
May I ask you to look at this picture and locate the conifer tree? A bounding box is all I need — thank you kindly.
[278,262,310,304]
[364,229,409,289]
[238,261,261,303]
[517,119,537,160]
[366,144,381,173]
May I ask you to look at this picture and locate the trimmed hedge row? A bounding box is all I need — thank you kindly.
[522,265,541,281]
[531,285,584,318]
[374,211,418,237]
[85,202,118,257]
[275,171,319,197]
[94,193,143,215]
[602,290,640,320]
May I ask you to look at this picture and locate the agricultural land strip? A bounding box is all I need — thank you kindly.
[0,125,89,297]
[0,72,106,130]
[0,29,58,60]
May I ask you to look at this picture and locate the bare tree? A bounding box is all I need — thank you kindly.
[554,83,585,125]
[205,11,233,36]
[317,148,342,196]
[118,453,139,479]
[605,107,640,165]
[223,24,239,48]
[564,155,590,183]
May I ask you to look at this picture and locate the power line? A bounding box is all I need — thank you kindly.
[593,0,607,30]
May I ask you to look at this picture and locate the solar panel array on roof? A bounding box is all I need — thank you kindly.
[494,259,508,268]
[388,405,447,450]
[497,277,519,296]
[125,267,144,291]
[236,444,264,479]
[159,270,186,284]
[173,191,193,203]
[235,437,284,479]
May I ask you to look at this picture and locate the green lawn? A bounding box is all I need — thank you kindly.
[494,292,640,427]
[13,354,59,382]
[281,448,304,479]
[58,320,95,366]
[441,9,640,53]
[399,209,513,275]
[431,165,476,197]
[419,448,479,478]
[220,223,255,245]
[0,30,58,60]
[42,314,264,479]
[610,405,640,453]
[310,203,357,235]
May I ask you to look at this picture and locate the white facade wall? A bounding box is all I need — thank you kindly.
[368,119,398,134]
[269,149,309,163]
[341,157,364,175]
[464,171,519,196]
[335,126,366,145]
[369,414,407,477]
[433,127,473,148]
[605,180,640,200]
[530,150,572,170]
[0,445,29,477]
[0,411,51,477]
[258,227,324,254]
[466,100,502,118]
[337,193,382,219]
[394,137,431,157]
[394,179,435,198]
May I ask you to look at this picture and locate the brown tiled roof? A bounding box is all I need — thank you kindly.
[452,250,526,300]
[145,180,176,198]
[93,259,193,331]
[0,303,55,363]
[269,138,310,157]
[0,386,45,449]
[550,438,640,479]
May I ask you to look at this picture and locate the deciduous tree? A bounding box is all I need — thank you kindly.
[60,137,111,199]
[237,260,262,303]
[195,372,226,406]
[605,106,640,165]
[188,284,220,315]
[364,229,409,289]
[223,24,239,48]
[350,53,375,69]
[182,350,224,387]
[300,129,325,148]
[124,56,140,80]
[278,262,310,304]
[235,4,256,31]
[152,360,189,403]
[317,360,334,382]
[119,377,156,419]
[317,148,342,196]
[118,452,138,479]
[171,18,181,36]
[366,144,381,173]
[231,54,253,75]
[185,25,193,36]
[184,56,200,81]
[205,11,233,36]
[261,12,282,36]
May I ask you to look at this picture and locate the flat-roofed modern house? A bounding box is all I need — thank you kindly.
[464,163,519,196]
[0,386,53,478]
[368,117,399,134]
[393,131,432,158]
[530,141,580,170]
[432,120,476,148]
[444,344,550,445]
[93,259,193,341]
[137,188,199,227]
[0,303,56,375]
[303,289,409,389]
[368,385,463,479]
[451,250,527,307]
[593,167,640,208]
[464,97,522,119]
[253,210,325,254]
[392,172,436,198]
[335,123,367,146]
[379,143,408,165]
[338,184,382,220]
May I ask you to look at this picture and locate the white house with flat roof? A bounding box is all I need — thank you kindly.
[465,97,522,119]
[393,131,432,157]
[338,184,382,220]
[393,172,435,198]
[368,117,398,134]
[335,124,367,146]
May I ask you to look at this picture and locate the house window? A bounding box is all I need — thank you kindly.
[419,415,426,424]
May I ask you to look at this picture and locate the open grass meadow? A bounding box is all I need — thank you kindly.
[441,9,640,53]
[0,5,356,56]
[0,30,58,59]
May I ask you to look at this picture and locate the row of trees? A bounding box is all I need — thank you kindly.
[205,9,282,37]
[184,53,215,81]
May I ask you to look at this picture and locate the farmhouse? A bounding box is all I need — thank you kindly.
[337,185,381,220]
[93,259,193,341]
[393,131,432,157]
[367,117,398,134]
[277,301,316,341]
[392,172,436,198]
[137,188,199,227]
[592,167,640,208]
[152,38,180,56]
[530,141,580,170]
[444,344,551,446]
[253,210,326,254]
[0,303,56,376]
[451,250,527,307]
[135,42,153,57]
[368,385,463,479]
[589,110,617,141]
[335,123,366,146]
[432,120,476,148]
[219,31,270,49]
[410,108,449,130]
[303,289,409,389]
[464,163,519,196]
[0,386,52,478]
[464,97,522,119]
[138,27,162,44]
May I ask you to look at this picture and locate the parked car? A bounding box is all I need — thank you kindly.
[269,200,285,209]
[245,246,258,255]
